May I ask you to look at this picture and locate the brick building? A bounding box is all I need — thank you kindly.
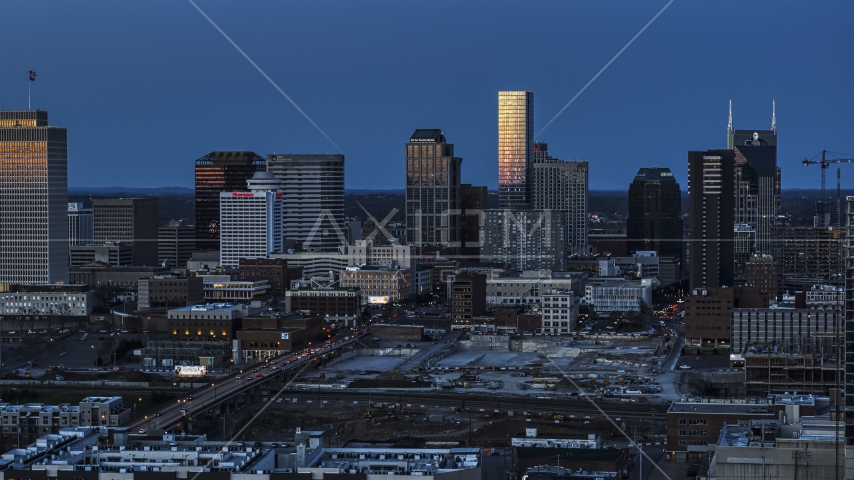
[682,286,768,354]
[744,254,779,298]
[238,257,301,297]
[138,276,204,311]
[284,286,362,327]
[450,273,486,331]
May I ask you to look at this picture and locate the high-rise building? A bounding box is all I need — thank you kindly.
[93,198,159,266]
[498,91,533,208]
[531,143,589,254]
[158,219,195,269]
[626,167,681,258]
[770,224,843,295]
[688,149,735,290]
[68,202,93,247]
[733,223,757,278]
[480,208,566,272]
[460,184,487,259]
[404,129,462,249]
[267,153,345,252]
[845,196,854,478]
[219,171,283,267]
[0,110,68,290]
[195,151,266,251]
[744,254,779,297]
[728,100,780,254]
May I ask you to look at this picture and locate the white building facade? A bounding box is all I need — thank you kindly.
[219,172,283,267]
[585,278,654,314]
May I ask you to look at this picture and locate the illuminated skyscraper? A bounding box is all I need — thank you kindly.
[0,110,68,290]
[219,172,283,267]
[404,129,462,248]
[498,91,533,208]
[195,151,266,251]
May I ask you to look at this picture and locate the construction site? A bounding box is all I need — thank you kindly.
[742,338,843,398]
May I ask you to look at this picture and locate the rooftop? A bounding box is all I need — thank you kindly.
[409,129,445,143]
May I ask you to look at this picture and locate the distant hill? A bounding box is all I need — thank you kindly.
[69,186,193,195]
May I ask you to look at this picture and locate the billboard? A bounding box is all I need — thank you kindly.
[175,365,207,377]
[280,332,289,340]
[369,296,389,304]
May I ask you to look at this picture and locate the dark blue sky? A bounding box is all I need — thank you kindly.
[2,1,852,190]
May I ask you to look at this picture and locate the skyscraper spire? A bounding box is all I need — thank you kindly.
[727,96,734,149]
[728,97,733,132]
[771,98,776,133]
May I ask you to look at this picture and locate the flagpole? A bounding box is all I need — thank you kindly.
[28,80,30,110]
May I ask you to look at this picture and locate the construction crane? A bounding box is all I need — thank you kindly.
[802,150,854,201]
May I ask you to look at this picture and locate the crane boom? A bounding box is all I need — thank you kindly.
[801,150,854,201]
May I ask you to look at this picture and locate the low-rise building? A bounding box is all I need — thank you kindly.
[584,277,654,315]
[666,394,819,457]
[68,262,171,290]
[235,326,312,362]
[486,270,587,307]
[238,257,301,297]
[541,290,579,333]
[167,303,254,342]
[203,279,270,302]
[284,284,362,327]
[0,284,94,320]
[348,239,414,269]
[713,415,842,480]
[137,275,204,311]
[340,265,413,304]
[69,241,133,267]
[270,250,349,280]
[805,284,843,310]
[157,219,195,269]
[0,397,129,451]
[682,286,769,354]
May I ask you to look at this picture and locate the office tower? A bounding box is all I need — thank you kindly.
[531,142,589,254]
[626,167,681,258]
[219,171,283,267]
[460,184,487,259]
[195,151,266,251]
[688,150,735,290]
[404,129,462,249]
[267,153,345,252]
[68,203,93,246]
[498,91,534,208]
[93,198,159,266]
[770,224,843,295]
[158,219,196,269]
[0,110,68,289]
[733,223,757,278]
[846,196,854,478]
[728,100,780,254]
[481,208,566,272]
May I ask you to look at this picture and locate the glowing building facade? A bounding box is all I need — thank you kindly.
[498,91,533,209]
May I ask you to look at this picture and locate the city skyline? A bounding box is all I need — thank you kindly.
[1,1,851,190]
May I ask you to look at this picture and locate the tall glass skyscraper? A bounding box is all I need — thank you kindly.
[498,91,533,208]
[0,110,68,290]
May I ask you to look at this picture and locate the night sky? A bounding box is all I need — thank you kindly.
[1,0,852,190]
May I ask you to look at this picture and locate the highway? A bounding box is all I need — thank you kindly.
[128,332,367,432]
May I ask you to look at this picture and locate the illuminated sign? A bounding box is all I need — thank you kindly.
[281,332,289,340]
[660,172,673,177]
[369,296,389,304]
[231,192,255,197]
[276,193,283,197]
[175,365,207,377]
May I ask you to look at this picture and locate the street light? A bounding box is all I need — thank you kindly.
[91,345,96,366]
[212,383,217,402]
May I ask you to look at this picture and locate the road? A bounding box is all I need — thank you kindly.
[128,333,367,432]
